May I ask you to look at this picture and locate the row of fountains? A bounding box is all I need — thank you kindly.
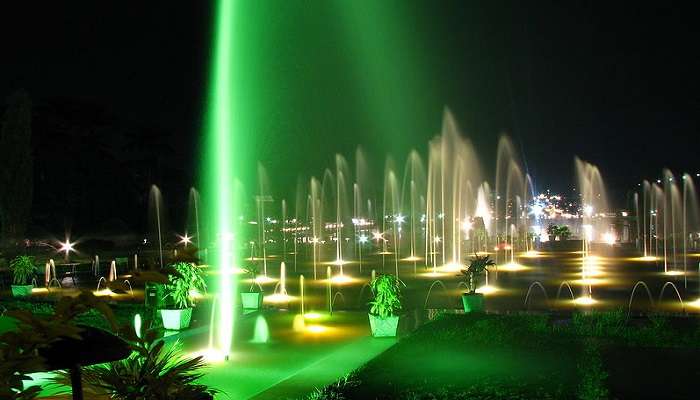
[145,110,699,283]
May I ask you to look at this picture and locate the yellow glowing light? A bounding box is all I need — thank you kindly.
[402,255,422,262]
[521,250,540,258]
[572,278,606,286]
[664,270,684,276]
[476,285,499,295]
[253,275,277,284]
[461,220,473,232]
[439,262,462,272]
[329,274,355,284]
[264,293,297,303]
[631,256,658,262]
[329,259,348,266]
[573,296,597,306]
[188,348,229,364]
[419,271,449,278]
[688,298,700,310]
[603,232,616,245]
[500,262,527,272]
[93,289,115,297]
[306,325,326,334]
[304,312,323,320]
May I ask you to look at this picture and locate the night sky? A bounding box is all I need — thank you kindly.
[2,1,698,232]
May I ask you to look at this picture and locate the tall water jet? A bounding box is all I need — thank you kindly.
[148,185,165,269]
[257,163,272,276]
[186,187,202,251]
[682,174,699,286]
[202,0,242,358]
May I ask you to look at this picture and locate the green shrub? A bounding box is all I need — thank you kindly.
[9,255,36,285]
[369,274,401,318]
[164,262,207,309]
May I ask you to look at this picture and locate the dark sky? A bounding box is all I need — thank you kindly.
[2,1,699,216]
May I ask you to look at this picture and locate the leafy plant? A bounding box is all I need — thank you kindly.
[459,254,495,293]
[369,274,401,318]
[1,292,118,400]
[164,262,206,309]
[243,264,261,292]
[55,320,218,400]
[9,256,36,286]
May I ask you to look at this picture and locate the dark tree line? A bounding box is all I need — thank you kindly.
[0,90,192,243]
[0,90,33,244]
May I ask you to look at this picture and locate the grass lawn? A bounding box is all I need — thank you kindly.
[306,311,700,399]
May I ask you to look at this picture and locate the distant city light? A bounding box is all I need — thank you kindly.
[358,234,368,244]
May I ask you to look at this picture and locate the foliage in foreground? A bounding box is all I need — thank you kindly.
[0,292,118,399]
[55,324,217,400]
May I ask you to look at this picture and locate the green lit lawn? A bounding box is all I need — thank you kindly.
[311,312,700,400]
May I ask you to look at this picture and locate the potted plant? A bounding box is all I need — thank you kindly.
[368,274,402,337]
[9,255,36,297]
[241,265,263,310]
[459,254,495,312]
[160,262,206,330]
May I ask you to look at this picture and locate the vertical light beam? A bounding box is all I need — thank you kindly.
[205,0,235,357]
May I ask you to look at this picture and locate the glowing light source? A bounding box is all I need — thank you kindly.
[303,312,323,320]
[573,296,596,306]
[59,240,75,254]
[439,262,462,272]
[602,232,616,245]
[461,219,473,233]
[306,325,326,334]
[500,262,527,272]
[134,314,142,338]
[358,234,368,244]
[253,275,277,285]
[188,348,229,364]
[264,293,296,304]
[372,231,384,241]
[178,234,192,246]
[476,285,499,295]
[688,298,700,310]
[664,270,684,276]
